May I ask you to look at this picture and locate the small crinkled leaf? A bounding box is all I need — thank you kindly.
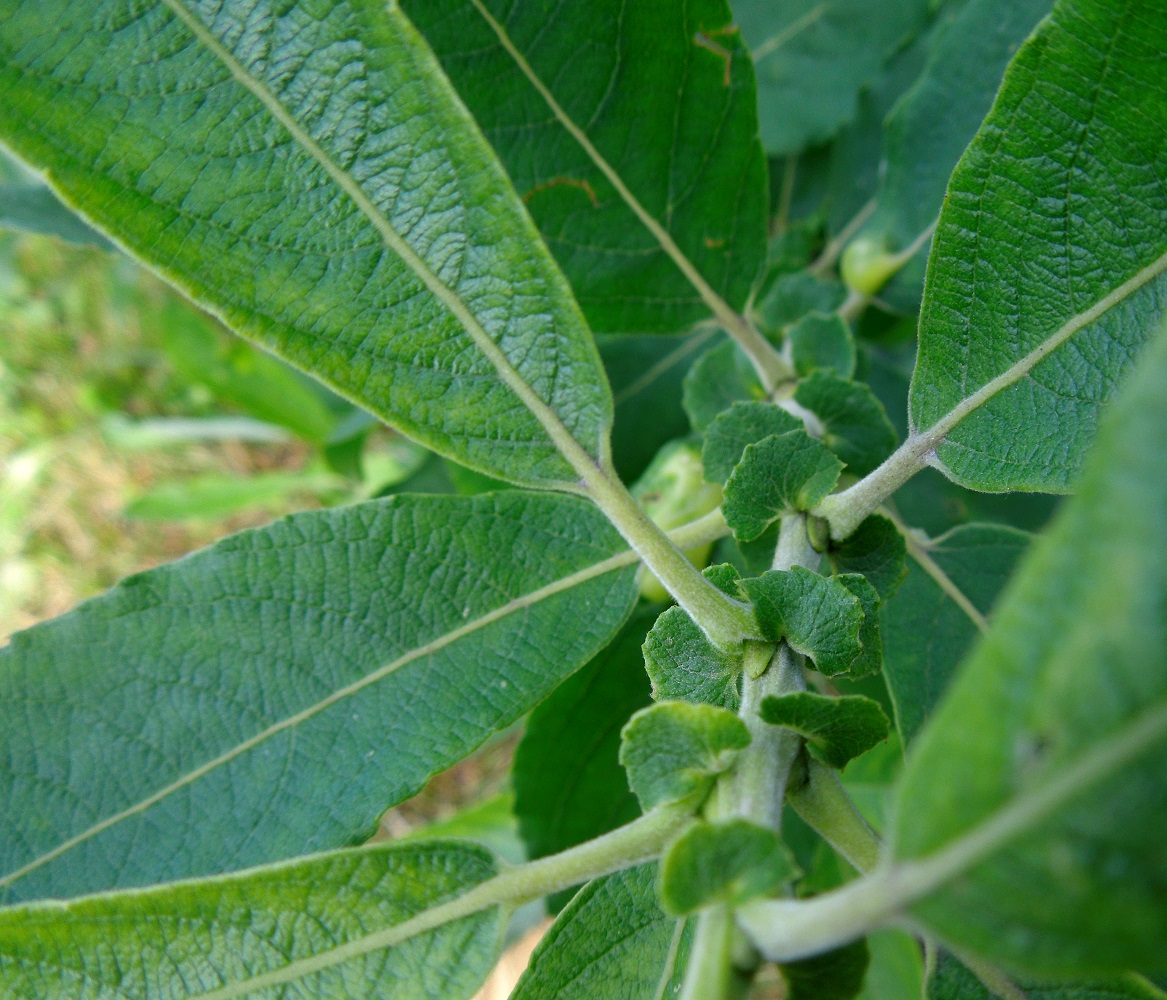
[0,840,500,999]
[755,271,848,334]
[836,574,883,679]
[0,0,612,489]
[795,372,898,477]
[893,325,1167,974]
[760,693,890,769]
[925,952,1165,1000]
[511,864,693,1000]
[852,0,1054,311]
[724,433,844,541]
[406,0,767,335]
[828,515,907,602]
[789,312,857,378]
[600,332,711,482]
[683,340,767,433]
[882,523,1030,743]
[644,606,743,711]
[0,182,114,249]
[0,492,638,903]
[742,568,864,675]
[659,819,797,916]
[737,0,930,155]
[909,0,1167,492]
[619,702,751,812]
[703,401,804,485]
[514,608,654,888]
[781,938,871,1000]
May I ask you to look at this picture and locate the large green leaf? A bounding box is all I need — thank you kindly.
[511,864,693,1000]
[0,492,638,903]
[0,0,611,490]
[882,523,1031,743]
[892,325,1167,974]
[736,0,929,155]
[909,0,1167,492]
[0,840,500,999]
[404,0,768,336]
[850,0,1053,310]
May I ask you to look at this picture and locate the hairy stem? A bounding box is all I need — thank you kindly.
[787,759,880,873]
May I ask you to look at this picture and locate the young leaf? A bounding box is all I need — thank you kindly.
[882,524,1030,743]
[703,401,804,485]
[788,313,857,379]
[736,0,930,155]
[0,0,611,490]
[781,939,870,1000]
[909,0,1167,492]
[514,608,654,893]
[0,183,114,249]
[644,605,743,712]
[723,433,844,540]
[828,516,907,603]
[760,693,890,769]
[850,0,1054,309]
[404,0,768,338]
[0,492,639,903]
[755,271,848,333]
[619,702,751,812]
[0,840,501,999]
[892,325,1167,974]
[836,574,884,679]
[794,372,898,477]
[659,819,796,916]
[742,568,864,676]
[683,340,767,433]
[511,864,693,1000]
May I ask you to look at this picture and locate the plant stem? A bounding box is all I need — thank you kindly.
[585,464,758,648]
[190,805,693,1000]
[787,759,881,873]
[679,906,754,1000]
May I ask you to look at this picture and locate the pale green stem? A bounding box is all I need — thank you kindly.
[679,906,754,1000]
[190,805,693,1000]
[787,759,880,873]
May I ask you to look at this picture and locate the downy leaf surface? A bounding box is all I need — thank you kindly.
[405,0,768,335]
[0,492,638,903]
[828,516,907,603]
[909,0,1167,492]
[760,693,890,770]
[0,0,611,489]
[794,372,898,478]
[702,401,803,485]
[0,839,501,1000]
[893,326,1167,974]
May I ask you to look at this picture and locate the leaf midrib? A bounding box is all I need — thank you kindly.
[0,546,641,893]
[156,0,600,488]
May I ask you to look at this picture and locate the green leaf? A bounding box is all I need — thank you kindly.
[836,574,884,679]
[760,693,889,769]
[0,0,612,490]
[794,372,898,477]
[0,182,114,249]
[723,433,843,540]
[827,515,907,602]
[659,819,796,916]
[683,341,767,433]
[619,702,751,812]
[644,605,743,712]
[0,492,638,903]
[736,0,930,155]
[0,839,501,999]
[788,313,857,379]
[404,0,768,335]
[123,470,343,521]
[851,0,1054,311]
[754,271,847,334]
[513,607,654,902]
[511,864,693,1000]
[909,0,1167,492]
[742,568,864,675]
[600,332,715,482]
[782,938,870,1000]
[882,523,1030,743]
[702,401,804,485]
[859,931,923,1000]
[892,326,1167,974]
[924,952,1166,1000]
